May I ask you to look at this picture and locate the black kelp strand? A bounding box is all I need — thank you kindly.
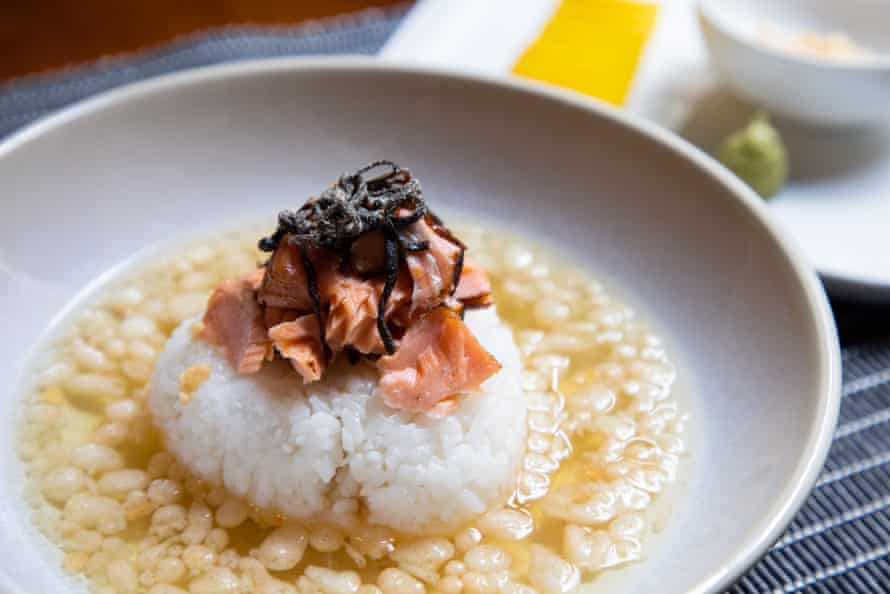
[345,347,361,365]
[299,243,331,361]
[258,161,429,255]
[377,229,400,356]
[452,248,465,296]
[259,161,464,355]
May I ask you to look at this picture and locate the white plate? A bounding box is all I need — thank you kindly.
[678,86,890,301]
[382,0,890,299]
[0,58,840,594]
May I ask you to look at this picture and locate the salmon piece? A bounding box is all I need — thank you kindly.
[326,278,381,355]
[427,395,460,418]
[326,269,411,355]
[386,268,413,315]
[454,259,493,307]
[258,238,339,311]
[401,217,463,314]
[393,260,487,327]
[377,308,501,413]
[202,278,270,374]
[388,299,417,331]
[350,229,386,275]
[263,307,299,330]
[258,239,313,310]
[442,296,465,318]
[243,267,266,291]
[268,315,326,383]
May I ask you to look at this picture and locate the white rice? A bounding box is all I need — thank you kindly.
[149,307,526,534]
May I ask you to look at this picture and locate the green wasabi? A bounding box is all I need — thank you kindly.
[718,112,789,199]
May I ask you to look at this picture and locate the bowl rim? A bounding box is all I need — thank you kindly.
[696,0,890,71]
[0,56,842,594]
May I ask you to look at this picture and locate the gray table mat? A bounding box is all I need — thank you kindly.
[3,7,890,593]
[0,7,405,138]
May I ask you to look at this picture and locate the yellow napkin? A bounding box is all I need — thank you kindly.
[512,0,659,106]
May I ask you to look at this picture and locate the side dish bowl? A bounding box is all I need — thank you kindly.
[0,58,840,593]
[698,0,890,128]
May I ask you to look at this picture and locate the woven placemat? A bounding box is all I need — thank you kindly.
[3,7,890,593]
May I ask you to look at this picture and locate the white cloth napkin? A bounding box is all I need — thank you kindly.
[381,0,715,131]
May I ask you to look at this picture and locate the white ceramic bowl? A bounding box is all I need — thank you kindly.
[697,0,890,127]
[0,58,840,594]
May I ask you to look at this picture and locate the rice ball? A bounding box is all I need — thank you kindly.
[148,307,526,534]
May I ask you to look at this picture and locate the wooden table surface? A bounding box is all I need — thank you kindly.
[0,0,406,83]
